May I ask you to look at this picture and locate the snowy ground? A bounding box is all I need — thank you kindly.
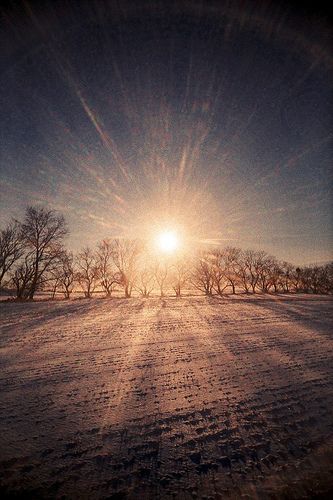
[0,295,332,499]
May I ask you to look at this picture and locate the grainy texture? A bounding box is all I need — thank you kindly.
[0,295,332,499]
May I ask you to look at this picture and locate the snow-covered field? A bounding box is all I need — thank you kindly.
[0,295,332,499]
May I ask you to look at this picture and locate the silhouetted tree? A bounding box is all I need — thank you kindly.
[49,250,76,299]
[291,266,302,292]
[211,249,228,296]
[191,252,215,296]
[267,260,283,293]
[235,251,250,293]
[299,267,312,293]
[0,222,24,288]
[323,262,333,294]
[256,253,275,293]
[240,249,264,293]
[153,260,169,297]
[19,206,67,299]
[308,265,326,294]
[136,266,154,297]
[222,247,241,294]
[60,251,75,299]
[277,261,293,293]
[11,254,35,299]
[76,247,99,298]
[111,239,141,298]
[4,204,332,300]
[97,239,118,297]
[171,258,190,297]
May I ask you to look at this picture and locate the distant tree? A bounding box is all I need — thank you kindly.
[235,251,251,293]
[299,267,312,293]
[240,249,265,293]
[281,262,294,293]
[267,260,283,293]
[256,253,275,293]
[210,247,241,295]
[76,247,99,298]
[49,250,76,299]
[308,265,325,294]
[291,266,302,292]
[222,247,241,294]
[111,239,141,298]
[291,263,333,295]
[210,249,228,295]
[170,258,190,297]
[191,252,215,296]
[136,266,154,297]
[97,239,118,297]
[0,222,24,288]
[323,262,333,294]
[211,249,228,296]
[19,206,67,299]
[153,260,169,297]
[49,265,62,299]
[60,251,76,299]
[11,254,35,299]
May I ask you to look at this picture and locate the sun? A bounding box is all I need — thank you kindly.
[156,230,179,253]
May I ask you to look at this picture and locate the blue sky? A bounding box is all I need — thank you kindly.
[0,1,332,265]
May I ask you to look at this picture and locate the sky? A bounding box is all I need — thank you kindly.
[0,0,332,265]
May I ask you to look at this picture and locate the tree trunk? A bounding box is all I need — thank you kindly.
[28,283,36,300]
[28,258,39,300]
[52,282,58,299]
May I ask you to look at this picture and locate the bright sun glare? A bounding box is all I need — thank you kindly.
[157,231,179,253]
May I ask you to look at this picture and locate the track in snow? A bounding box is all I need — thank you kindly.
[0,295,332,498]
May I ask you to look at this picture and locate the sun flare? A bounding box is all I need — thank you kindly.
[156,230,179,253]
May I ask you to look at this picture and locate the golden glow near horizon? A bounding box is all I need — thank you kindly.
[156,230,179,253]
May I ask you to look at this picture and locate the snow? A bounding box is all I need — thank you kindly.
[0,295,332,498]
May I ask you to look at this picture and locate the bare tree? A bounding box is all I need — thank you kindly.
[19,206,67,299]
[11,254,35,299]
[76,247,99,298]
[299,267,313,293]
[292,263,333,295]
[60,251,76,299]
[278,261,294,293]
[322,262,333,294]
[136,266,154,297]
[49,250,76,299]
[211,248,241,296]
[222,247,241,294]
[318,265,331,294]
[267,260,283,293]
[308,265,325,294]
[256,253,275,293]
[235,251,251,293]
[291,266,302,292]
[170,258,190,297]
[241,250,263,294]
[111,239,141,298]
[211,249,228,296]
[97,239,118,297]
[49,267,62,299]
[191,252,214,296]
[153,260,169,297]
[0,222,24,288]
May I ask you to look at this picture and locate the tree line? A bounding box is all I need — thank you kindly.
[0,206,332,300]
